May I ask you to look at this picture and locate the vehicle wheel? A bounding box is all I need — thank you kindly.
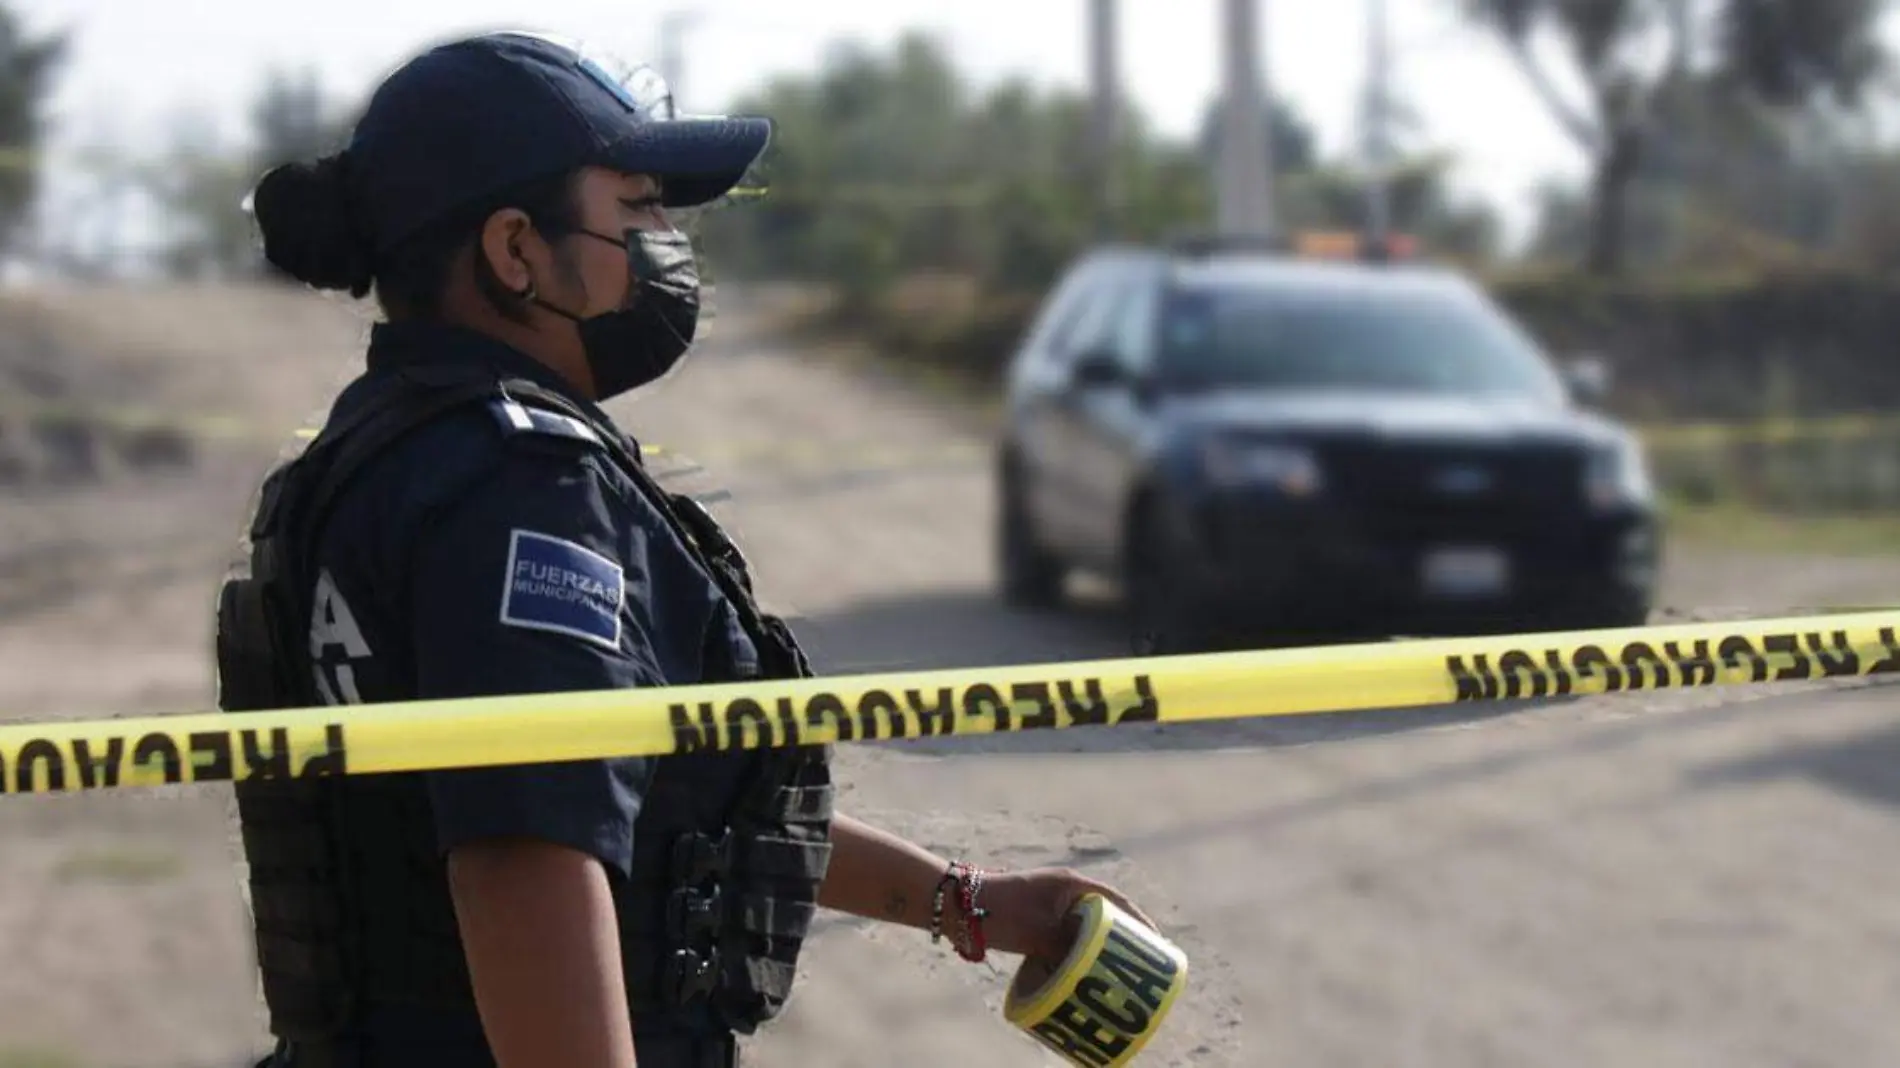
[1125,503,1207,656]
[997,466,1065,609]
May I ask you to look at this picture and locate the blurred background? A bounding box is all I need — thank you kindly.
[13,1,1900,523]
[7,2,1900,1066]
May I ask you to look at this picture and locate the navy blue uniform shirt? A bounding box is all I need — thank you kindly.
[301,320,760,1060]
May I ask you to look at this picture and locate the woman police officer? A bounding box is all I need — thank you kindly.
[215,29,1155,1068]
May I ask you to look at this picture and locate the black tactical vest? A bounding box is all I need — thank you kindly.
[214,364,835,1059]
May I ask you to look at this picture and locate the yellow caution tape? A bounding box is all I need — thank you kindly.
[0,399,977,473]
[0,610,1895,796]
[1004,893,1188,1067]
[303,425,986,473]
[1643,412,1900,447]
[0,399,277,442]
[8,363,1900,463]
[10,390,1900,472]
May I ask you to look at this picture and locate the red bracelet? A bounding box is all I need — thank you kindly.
[946,861,990,963]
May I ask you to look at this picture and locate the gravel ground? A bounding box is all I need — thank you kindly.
[0,281,1896,1067]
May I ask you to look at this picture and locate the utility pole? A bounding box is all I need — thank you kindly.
[657,11,703,112]
[1362,0,1392,258]
[1215,0,1274,239]
[1087,0,1121,240]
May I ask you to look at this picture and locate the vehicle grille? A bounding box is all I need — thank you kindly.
[1317,438,1589,539]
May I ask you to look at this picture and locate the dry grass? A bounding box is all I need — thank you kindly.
[0,1048,85,1068]
[1665,500,1900,561]
[52,846,185,887]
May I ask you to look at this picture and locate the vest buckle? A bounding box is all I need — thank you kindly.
[663,946,723,1006]
[670,828,733,883]
[666,882,724,942]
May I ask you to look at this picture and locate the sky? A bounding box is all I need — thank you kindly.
[5,0,1817,255]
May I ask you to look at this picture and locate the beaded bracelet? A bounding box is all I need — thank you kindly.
[928,861,991,963]
[929,868,954,944]
[953,863,990,963]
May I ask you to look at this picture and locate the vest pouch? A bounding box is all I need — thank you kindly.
[668,882,724,942]
[216,532,307,716]
[662,827,735,1013]
[216,575,280,714]
[753,612,815,681]
[671,827,736,883]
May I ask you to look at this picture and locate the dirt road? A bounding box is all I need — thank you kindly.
[2,282,1899,1067]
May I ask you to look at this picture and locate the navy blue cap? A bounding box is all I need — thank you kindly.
[343,31,771,254]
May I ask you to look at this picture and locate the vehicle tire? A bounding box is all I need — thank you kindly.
[997,464,1065,610]
[1124,502,1208,656]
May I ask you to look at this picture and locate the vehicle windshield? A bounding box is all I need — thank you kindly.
[1155,278,1567,403]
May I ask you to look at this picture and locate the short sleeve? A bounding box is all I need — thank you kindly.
[407,444,661,878]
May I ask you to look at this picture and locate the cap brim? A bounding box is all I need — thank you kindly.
[600,116,773,208]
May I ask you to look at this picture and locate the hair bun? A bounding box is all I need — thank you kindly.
[249,154,374,296]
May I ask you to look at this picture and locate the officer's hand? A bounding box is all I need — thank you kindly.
[977,866,1158,962]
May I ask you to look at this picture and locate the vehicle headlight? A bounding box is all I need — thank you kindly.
[1200,439,1323,495]
[1585,439,1652,508]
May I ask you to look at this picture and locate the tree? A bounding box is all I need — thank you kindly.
[1188,87,1500,260]
[0,2,69,260]
[141,104,257,278]
[142,64,353,279]
[1459,0,1889,274]
[1290,154,1503,260]
[251,66,343,170]
[697,32,1121,299]
[695,28,1511,305]
[247,66,350,282]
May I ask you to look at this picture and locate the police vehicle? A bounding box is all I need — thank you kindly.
[993,233,1661,653]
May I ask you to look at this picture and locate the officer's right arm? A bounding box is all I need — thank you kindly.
[406,444,662,1068]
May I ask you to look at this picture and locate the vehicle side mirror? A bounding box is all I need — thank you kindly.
[1070,348,1127,389]
[1563,354,1611,406]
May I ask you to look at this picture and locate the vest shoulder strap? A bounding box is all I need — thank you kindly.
[299,376,503,546]
[490,378,811,677]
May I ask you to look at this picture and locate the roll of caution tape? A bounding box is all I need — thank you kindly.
[1004,893,1188,1067]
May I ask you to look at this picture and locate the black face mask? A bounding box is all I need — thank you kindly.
[530,227,701,401]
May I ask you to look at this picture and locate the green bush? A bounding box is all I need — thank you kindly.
[1488,268,1900,420]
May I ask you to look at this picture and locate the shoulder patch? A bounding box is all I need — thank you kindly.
[499,528,625,649]
[487,397,604,446]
